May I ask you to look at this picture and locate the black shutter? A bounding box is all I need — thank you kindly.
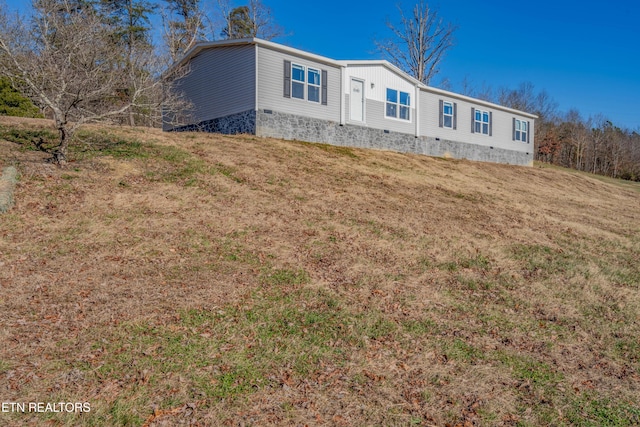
[283,60,291,98]
[321,70,328,105]
[512,118,516,141]
[453,103,457,130]
[489,112,493,136]
[527,121,531,144]
[438,100,443,127]
[471,108,475,133]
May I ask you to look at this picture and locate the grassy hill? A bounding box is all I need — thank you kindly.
[1,116,639,426]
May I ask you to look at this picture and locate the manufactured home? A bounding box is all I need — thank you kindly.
[165,38,537,166]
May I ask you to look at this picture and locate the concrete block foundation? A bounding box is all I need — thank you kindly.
[172,109,533,166]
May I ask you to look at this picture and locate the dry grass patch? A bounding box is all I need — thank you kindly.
[1,116,639,426]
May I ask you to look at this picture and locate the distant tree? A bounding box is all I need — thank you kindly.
[99,0,154,126]
[537,126,561,164]
[220,0,283,40]
[163,0,206,62]
[0,77,42,118]
[99,0,153,51]
[563,109,590,171]
[221,6,252,38]
[0,0,190,163]
[375,1,456,85]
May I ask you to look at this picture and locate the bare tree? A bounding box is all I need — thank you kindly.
[0,0,190,163]
[375,1,456,85]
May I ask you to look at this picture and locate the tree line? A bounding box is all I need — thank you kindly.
[376,2,640,182]
[0,0,280,162]
[455,81,640,181]
[1,0,638,178]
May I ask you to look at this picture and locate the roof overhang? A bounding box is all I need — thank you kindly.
[339,60,538,119]
[169,37,343,75]
[167,37,538,119]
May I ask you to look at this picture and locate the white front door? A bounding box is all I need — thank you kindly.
[350,79,364,122]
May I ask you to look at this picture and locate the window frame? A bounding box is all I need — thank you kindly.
[443,101,454,129]
[515,119,528,143]
[474,108,491,135]
[307,67,321,103]
[385,88,411,121]
[291,63,305,100]
[289,63,322,104]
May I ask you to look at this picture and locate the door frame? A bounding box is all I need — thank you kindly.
[349,78,365,123]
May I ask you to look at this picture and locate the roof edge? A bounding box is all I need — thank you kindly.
[172,37,343,72]
[169,38,539,119]
[422,85,539,119]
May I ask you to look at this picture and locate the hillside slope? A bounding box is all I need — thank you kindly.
[1,117,639,426]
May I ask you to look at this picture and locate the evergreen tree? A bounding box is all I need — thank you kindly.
[221,6,252,39]
[0,77,42,118]
[99,0,153,50]
[163,0,205,61]
[99,0,154,125]
[220,0,283,41]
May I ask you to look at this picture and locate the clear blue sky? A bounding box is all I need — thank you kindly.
[264,0,639,131]
[5,0,639,130]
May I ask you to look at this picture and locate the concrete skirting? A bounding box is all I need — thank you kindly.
[171,110,256,135]
[256,109,533,166]
[171,109,533,166]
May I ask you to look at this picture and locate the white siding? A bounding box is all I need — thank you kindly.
[344,64,416,134]
[257,46,341,122]
[419,89,534,153]
[175,45,255,123]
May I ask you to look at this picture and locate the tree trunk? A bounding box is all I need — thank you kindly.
[52,123,70,164]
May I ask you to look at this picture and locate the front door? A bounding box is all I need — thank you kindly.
[350,79,364,122]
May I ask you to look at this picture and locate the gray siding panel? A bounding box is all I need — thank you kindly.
[419,89,534,153]
[257,46,341,122]
[175,45,255,123]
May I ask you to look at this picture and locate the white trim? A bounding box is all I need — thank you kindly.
[414,84,420,137]
[254,43,259,110]
[340,67,346,125]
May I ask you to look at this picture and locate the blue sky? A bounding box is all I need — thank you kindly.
[5,0,639,130]
[263,0,640,131]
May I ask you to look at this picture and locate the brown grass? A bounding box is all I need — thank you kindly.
[1,116,639,426]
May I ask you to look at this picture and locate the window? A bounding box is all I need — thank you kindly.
[474,108,491,135]
[285,62,324,104]
[308,68,320,103]
[439,100,457,129]
[443,102,453,128]
[291,64,305,100]
[400,92,410,120]
[386,88,410,120]
[514,119,528,142]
